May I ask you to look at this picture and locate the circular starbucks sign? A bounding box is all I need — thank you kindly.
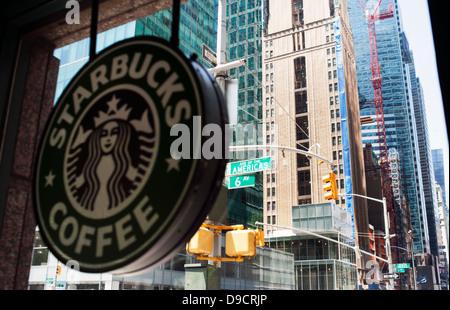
[34,37,228,274]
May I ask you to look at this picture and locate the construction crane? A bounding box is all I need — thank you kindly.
[357,0,398,269]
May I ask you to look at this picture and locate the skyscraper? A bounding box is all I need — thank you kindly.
[432,148,447,207]
[348,0,430,255]
[225,0,265,229]
[410,56,441,257]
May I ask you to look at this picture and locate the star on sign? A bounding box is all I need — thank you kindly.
[44,170,56,187]
[166,158,181,173]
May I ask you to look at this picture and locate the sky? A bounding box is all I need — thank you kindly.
[396,0,449,206]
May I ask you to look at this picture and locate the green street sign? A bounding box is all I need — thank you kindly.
[394,268,405,273]
[226,157,271,176]
[228,174,255,189]
[394,263,410,269]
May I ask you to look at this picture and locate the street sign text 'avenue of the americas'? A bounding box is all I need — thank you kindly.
[226,157,271,176]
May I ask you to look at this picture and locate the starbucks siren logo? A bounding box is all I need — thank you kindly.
[65,90,157,219]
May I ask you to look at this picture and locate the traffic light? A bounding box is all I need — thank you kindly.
[186,227,214,256]
[322,172,338,200]
[225,229,264,258]
[56,264,61,276]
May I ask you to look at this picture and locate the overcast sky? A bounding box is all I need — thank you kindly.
[396,0,449,205]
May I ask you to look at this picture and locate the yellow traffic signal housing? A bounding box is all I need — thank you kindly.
[225,229,258,258]
[56,264,61,276]
[186,227,214,256]
[322,172,338,200]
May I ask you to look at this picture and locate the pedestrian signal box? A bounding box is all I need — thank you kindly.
[186,227,214,256]
[225,229,264,258]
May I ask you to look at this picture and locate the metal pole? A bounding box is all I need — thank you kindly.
[390,244,417,290]
[89,0,99,60]
[255,222,389,264]
[216,0,227,94]
[229,144,334,167]
[340,193,395,290]
[409,230,417,290]
[382,197,394,290]
[171,0,181,48]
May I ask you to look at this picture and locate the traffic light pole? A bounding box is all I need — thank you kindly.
[340,193,394,290]
[391,244,417,290]
[255,222,389,265]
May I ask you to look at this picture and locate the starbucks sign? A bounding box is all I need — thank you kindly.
[34,37,228,274]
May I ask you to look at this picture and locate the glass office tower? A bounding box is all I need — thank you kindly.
[226,0,264,229]
[432,149,447,207]
[53,21,137,102]
[347,0,429,254]
[135,0,218,69]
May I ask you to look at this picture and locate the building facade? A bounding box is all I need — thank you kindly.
[265,202,359,290]
[261,0,370,280]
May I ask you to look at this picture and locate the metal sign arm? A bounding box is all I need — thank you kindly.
[229,144,334,167]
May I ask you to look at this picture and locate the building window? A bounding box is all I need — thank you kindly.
[295,91,307,114]
[296,116,309,140]
[294,56,307,89]
[31,231,48,266]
